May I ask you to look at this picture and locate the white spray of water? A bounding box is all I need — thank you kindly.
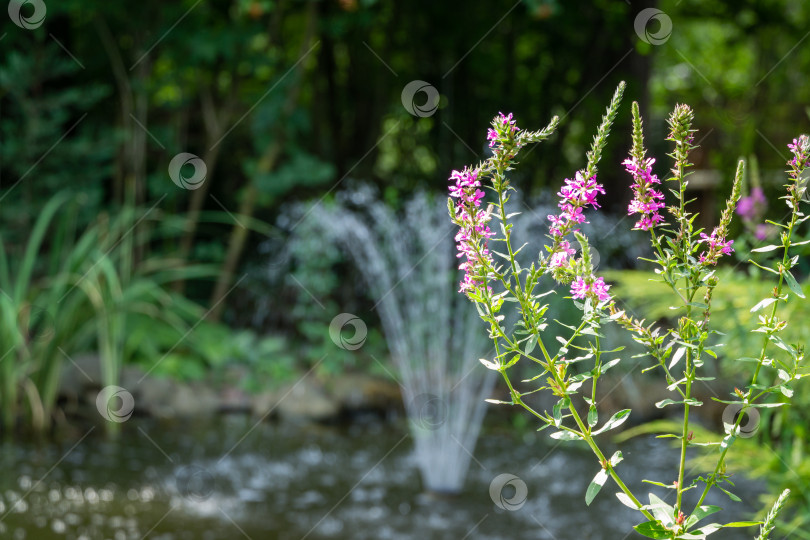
[304,187,494,493]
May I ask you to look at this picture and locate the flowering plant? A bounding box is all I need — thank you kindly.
[448,81,808,539]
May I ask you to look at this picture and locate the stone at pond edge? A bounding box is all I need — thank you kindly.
[251,373,401,422]
[272,373,340,422]
[59,355,219,420]
[328,373,401,412]
[135,377,220,418]
[58,356,402,423]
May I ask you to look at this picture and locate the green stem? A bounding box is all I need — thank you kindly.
[591,335,601,405]
[567,399,655,521]
[693,187,799,513]
[676,351,691,513]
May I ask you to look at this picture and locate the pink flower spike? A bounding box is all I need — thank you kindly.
[487,129,498,147]
[549,251,568,268]
[570,276,589,299]
[625,156,665,230]
[698,229,734,265]
[591,277,611,302]
[449,167,494,295]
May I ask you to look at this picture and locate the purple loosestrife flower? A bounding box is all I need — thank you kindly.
[449,168,494,295]
[786,135,810,213]
[549,240,576,268]
[569,275,611,302]
[736,187,766,222]
[754,224,771,241]
[591,277,611,302]
[698,230,734,265]
[624,157,665,231]
[570,276,589,299]
[545,171,604,275]
[557,171,605,208]
[699,160,742,266]
[487,112,519,149]
[788,135,810,167]
[486,129,498,147]
[788,135,810,203]
[546,172,603,237]
[737,186,775,241]
[787,136,810,198]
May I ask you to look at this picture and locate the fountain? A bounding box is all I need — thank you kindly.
[292,186,494,494]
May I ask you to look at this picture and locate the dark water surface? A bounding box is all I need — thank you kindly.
[0,416,765,539]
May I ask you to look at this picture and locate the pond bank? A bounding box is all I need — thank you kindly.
[57,354,734,431]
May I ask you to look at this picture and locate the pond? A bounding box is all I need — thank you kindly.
[0,416,763,539]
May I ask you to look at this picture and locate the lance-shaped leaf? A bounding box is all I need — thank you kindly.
[585,468,609,506]
[782,269,805,298]
[750,297,777,313]
[633,520,671,539]
[750,244,782,252]
[686,505,722,529]
[592,409,631,435]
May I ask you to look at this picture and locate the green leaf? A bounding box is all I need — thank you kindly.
[552,397,569,427]
[782,270,805,298]
[524,334,538,356]
[549,430,582,441]
[721,521,760,527]
[599,358,621,374]
[592,409,631,435]
[768,335,797,357]
[633,520,671,539]
[695,523,722,535]
[748,402,787,408]
[610,450,623,467]
[588,405,598,427]
[717,485,741,502]
[656,398,702,408]
[686,505,722,528]
[615,491,638,509]
[751,244,782,253]
[645,493,675,526]
[585,468,609,506]
[750,297,777,313]
[669,347,686,369]
[642,480,674,488]
[749,260,780,275]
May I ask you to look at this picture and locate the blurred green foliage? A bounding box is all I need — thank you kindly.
[608,269,810,535]
[2,0,810,438]
[0,193,218,433]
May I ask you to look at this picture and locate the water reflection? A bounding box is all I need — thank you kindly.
[0,417,762,539]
